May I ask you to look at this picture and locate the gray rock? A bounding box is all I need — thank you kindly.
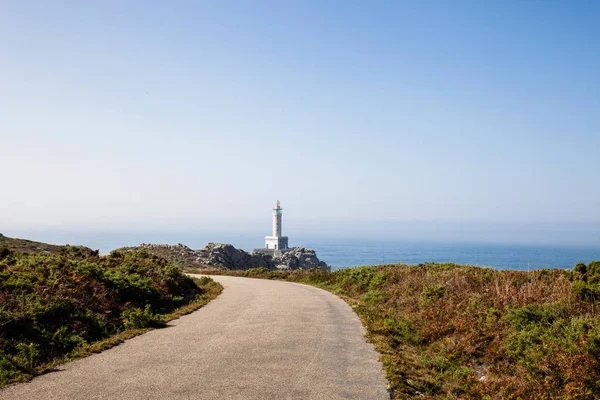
[273,247,329,270]
[117,242,330,271]
[196,243,329,271]
[115,243,211,270]
[196,243,274,270]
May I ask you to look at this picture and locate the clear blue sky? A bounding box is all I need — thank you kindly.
[1,1,599,246]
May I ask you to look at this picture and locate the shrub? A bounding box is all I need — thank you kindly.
[336,266,387,295]
[572,260,600,284]
[243,267,270,277]
[14,343,40,372]
[587,261,600,283]
[196,276,213,285]
[384,317,419,344]
[422,284,446,304]
[572,281,600,301]
[121,305,166,330]
[504,303,562,329]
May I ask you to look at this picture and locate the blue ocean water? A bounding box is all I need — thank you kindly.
[5,230,599,272]
[299,239,600,271]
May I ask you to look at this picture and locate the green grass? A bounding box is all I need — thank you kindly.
[206,262,600,399]
[0,249,222,388]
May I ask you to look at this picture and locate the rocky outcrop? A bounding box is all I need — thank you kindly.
[115,242,329,271]
[115,243,211,270]
[196,243,329,271]
[196,243,274,270]
[272,247,329,270]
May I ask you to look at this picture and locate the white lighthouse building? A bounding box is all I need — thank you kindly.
[255,200,291,256]
[264,200,289,251]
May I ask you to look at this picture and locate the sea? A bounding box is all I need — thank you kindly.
[302,239,600,271]
[9,231,599,272]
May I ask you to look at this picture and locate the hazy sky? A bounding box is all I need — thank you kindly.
[1,1,599,245]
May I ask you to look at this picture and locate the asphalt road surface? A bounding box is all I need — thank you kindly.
[0,275,389,400]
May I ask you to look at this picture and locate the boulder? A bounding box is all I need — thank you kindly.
[196,244,329,271]
[272,247,329,270]
[196,243,274,270]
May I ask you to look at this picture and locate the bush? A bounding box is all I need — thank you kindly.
[121,305,166,330]
[384,317,419,344]
[572,281,600,301]
[196,276,214,285]
[572,260,600,284]
[504,303,562,328]
[336,266,387,295]
[588,261,600,283]
[422,284,446,304]
[243,267,270,277]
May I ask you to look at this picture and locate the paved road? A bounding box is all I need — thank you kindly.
[0,275,389,400]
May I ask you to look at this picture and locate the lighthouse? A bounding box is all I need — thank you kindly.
[264,200,289,253]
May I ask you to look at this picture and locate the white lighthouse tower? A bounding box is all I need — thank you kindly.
[264,200,289,254]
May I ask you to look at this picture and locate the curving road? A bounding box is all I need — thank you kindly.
[0,275,389,400]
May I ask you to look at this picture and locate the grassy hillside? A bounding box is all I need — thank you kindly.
[207,262,600,399]
[0,233,95,256]
[0,247,222,387]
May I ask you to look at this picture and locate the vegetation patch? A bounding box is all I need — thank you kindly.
[0,233,96,256]
[206,261,600,399]
[0,248,222,388]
